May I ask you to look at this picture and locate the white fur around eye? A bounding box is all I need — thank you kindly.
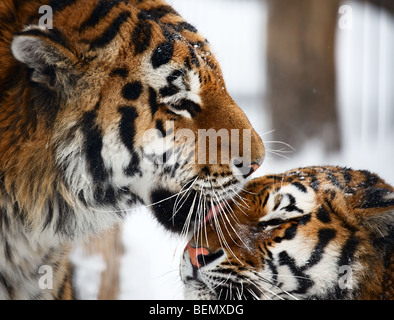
[160,71,201,105]
[141,57,202,118]
[259,184,316,223]
[167,106,192,119]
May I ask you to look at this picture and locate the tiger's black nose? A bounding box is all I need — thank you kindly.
[244,162,262,178]
[186,242,224,268]
[233,161,262,179]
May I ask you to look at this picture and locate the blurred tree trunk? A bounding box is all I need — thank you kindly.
[363,0,394,15]
[266,0,341,152]
[81,225,124,300]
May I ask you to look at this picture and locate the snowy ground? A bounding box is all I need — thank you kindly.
[74,0,394,299]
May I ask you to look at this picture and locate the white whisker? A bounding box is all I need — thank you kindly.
[245,267,299,300]
[210,188,244,266]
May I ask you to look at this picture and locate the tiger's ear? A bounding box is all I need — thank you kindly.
[11,27,78,90]
[358,188,394,239]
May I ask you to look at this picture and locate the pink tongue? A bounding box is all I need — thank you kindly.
[199,199,232,229]
[185,199,231,252]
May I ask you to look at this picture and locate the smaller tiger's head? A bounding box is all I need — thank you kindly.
[181,166,394,300]
[8,0,264,236]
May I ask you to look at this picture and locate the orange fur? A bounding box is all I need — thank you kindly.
[183,166,394,300]
[0,0,264,299]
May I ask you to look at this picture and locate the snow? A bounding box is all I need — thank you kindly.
[71,247,106,299]
[119,208,185,299]
[73,0,394,299]
[168,0,267,97]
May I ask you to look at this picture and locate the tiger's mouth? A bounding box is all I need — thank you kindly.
[184,198,232,254]
[199,198,233,230]
[149,182,234,235]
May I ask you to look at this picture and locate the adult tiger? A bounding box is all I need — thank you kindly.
[182,166,394,300]
[0,0,264,299]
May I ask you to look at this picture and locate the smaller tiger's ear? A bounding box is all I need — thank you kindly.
[11,26,78,89]
[358,188,394,239]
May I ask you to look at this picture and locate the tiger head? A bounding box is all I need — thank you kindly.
[2,0,264,236]
[181,166,394,300]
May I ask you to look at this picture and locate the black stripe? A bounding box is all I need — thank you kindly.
[94,185,117,206]
[132,20,152,54]
[78,190,88,207]
[310,175,319,192]
[258,218,286,228]
[56,267,73,300]
[90,11,131,49]
[361,170,381,187]
[151,40,174,68]
[278,251,313,294]
[171,99,202,117]
[161,149,173,163]
[167,69,183,81]
[261,192,270,208]
[138,5,178,22]
[362,187,394,209]
[13,202,27,225]
[0,207,10,230]
[79,0,127,30]
[165,22,198,33]
[259,214,311,230]
[43,200,54,231]
[49,0,77,12]
[159,85,179,97]
[118,106,141,176]
[110,67,129,78]
[301,228,336,270]
[338,234,359,267]
[0,171,5,195]
[266,259,278,284]
[148,87,159,116]
[292,182,307,193]
[188,46,200,68]
[122,81,143,101]
[55,193,74,236]
[4,241,12,262]
[197,249,224,267]
[56,274,68,300]
[118,106,138,153]
[265,175,285,181]
[282,194,304,213]
[184,56,192,71]
[327,172,343,189]
[81,104,108,183]
[342,167,353,184]
[156,119,166,137]
[273,224,297,243]
[316,205,331,223]
[159,69,183,96]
